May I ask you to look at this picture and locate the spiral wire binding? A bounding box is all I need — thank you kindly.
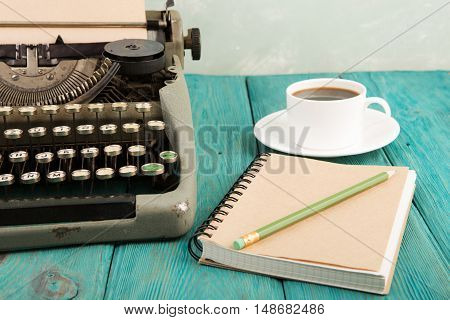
[188,153,271,260]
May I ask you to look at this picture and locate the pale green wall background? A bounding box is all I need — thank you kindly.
[146,0,450,75]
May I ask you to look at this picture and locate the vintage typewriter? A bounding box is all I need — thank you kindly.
[0,0,200,251]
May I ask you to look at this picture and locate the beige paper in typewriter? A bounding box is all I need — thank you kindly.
[0,0,148,43]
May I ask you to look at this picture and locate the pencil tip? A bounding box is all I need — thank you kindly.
[387,170,396,178]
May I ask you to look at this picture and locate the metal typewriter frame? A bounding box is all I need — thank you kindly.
[0,10,197,251]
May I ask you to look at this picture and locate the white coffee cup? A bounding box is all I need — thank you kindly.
[286,78,391,150]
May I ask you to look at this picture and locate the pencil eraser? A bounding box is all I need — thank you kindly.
[233,238,245,250]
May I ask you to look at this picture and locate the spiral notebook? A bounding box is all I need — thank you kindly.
[189,153,416,294]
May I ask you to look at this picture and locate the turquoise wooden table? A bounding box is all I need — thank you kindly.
[0,71,448,299]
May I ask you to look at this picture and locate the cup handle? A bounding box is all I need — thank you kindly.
[365,97,391,117]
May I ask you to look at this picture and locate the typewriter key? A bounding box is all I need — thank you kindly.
[141,163,164,188]
[4,128,23,140]
[9,151,28,163]
[112,103,128,142]
[128,145,146,157]
[96,167,115,180]
[64,104,82,114]
[81,147,99,174]
[71,169,91,181]
[111,102,128,112]
[88,104,104,141]
[147,120,165,132]
[0,173,14,186]
[47,171,66,183]
[41,105,60,115]
[88,103,105,113]
[18,106,37,116]
[76,124,95,139]
[57,149,76,175]
[0,106,13,132]
[104,144,122,157]
[35,152,54,164]
[147,120,165,162]
[135,102,152,113]
[122,123,140,134]
[43,105,60,147]
[136,103,152,149]
[160,151,178,164]
[81,147,99,159]
[141,163,164,176]
[28,126,47,138]
[57,148,76,160]
[20,172,40,184]
[0,106,13,116]
[65,104,82,144]
[160,151,178,185]
[119,165,138,178]
[100,124,117,135]
[53,126,71,137]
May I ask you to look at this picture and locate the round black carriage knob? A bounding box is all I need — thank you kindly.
[184,28,201,60]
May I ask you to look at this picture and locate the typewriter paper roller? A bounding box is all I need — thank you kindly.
[0,0,201,251]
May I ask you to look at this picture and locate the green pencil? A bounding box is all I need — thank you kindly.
[233,170,395,250]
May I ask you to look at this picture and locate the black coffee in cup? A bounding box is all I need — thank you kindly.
[292,87,359,101]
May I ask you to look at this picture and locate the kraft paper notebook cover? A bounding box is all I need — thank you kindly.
[190,153,416,294]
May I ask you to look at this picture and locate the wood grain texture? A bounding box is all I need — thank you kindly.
[246,72,449,299]
[1,72,447,300]
[103,75,285,299]
[0,245,113,299]
[342,72,449,257]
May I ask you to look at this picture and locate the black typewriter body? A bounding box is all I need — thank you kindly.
[0,9,200,251]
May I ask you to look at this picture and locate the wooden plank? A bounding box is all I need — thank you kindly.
[343,71,449,256]
[0,245,113,299]
[104,75,285,299]
[247,72,448,299]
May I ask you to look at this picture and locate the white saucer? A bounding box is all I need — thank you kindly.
[254,109,400,157]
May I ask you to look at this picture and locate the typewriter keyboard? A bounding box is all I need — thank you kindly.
[0,102,180,225]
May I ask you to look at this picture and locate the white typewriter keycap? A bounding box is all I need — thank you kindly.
[111,102,128,112]
[18,106,37,116]
[57,148,76,159]
[47,171,66,183]
[76,124,95,135]
[20,172,40,184]
[96,167,115,180]
[71,169,91,181]
[88,103,105,113]
[141,163,164,176]
[4,128,23,140]
[135,102,152,113]
[0,174,15,186]
[100,124,117,135]
[122,123,140,134]
[35,152,54,164]
[0,106,13,116]
[53,126,71,137]
[81,147,99,159]
[104,144,122,157]
[41,105,60,115]
[64,104,82,113]
[147,120,165,131]
[9,151,28,163]
[119,165,138,178]
[128,145,146,157]
[28,126,47,138]
[160,151,178,164]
